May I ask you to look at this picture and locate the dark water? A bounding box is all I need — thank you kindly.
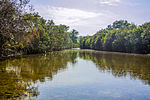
[0,50,150,100]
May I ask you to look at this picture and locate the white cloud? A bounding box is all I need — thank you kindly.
[29,0,149,35]
[35,6,103,26]
[99,0,121,6]
[34,5,121,35]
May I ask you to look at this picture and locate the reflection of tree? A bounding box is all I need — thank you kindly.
[2,49,149,99]
[0,50,78,99]
[79,51,150,85]
[0,62,39,99]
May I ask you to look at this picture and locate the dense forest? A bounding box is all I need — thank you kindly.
[80,20,150,54]
[1,0,150,60]
[0,0,79,59]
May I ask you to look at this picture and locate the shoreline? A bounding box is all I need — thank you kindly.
[1,48,150,61]
[77,49,150,57]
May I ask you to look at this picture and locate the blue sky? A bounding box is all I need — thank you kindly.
[30,0,150,36]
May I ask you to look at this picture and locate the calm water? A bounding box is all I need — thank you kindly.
[0,50,150,100]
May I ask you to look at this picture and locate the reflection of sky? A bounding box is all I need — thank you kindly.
[29,0,150,35]
[30,57,150,100]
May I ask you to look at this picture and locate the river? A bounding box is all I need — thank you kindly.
[0,49,150,100]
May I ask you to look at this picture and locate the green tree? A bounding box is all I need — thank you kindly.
[80,20,150,54]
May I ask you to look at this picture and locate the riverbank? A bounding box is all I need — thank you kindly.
[1,48,150,61]
[0,53,23,61]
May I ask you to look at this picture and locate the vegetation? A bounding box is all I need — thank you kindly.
[1,0,150,60]
[80,20,150,54]
[23,13,74,53]
[0,0,79,59]
[69,29,80,48]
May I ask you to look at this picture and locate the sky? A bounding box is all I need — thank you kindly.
[29,0,150,36]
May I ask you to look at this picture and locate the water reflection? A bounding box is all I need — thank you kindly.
[0,51,77,99]
[0,50,150,99]
[79,50,150,85]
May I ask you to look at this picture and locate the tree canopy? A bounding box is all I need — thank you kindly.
[0,0,79,59]
[80,20,150,54]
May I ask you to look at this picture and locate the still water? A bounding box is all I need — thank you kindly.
[0,50,150,100]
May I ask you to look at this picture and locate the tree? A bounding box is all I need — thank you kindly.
[0,0,31,57]
[0,0,78,58]
[80,20,150,54]
[69,29,79,43]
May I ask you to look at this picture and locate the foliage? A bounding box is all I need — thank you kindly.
[0,0,31,57]
[80,20,150,54]
[69,29,79,48]
[0,0,78,58]
[23,13,74,53]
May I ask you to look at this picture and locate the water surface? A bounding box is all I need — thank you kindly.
[0,50,150,100]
